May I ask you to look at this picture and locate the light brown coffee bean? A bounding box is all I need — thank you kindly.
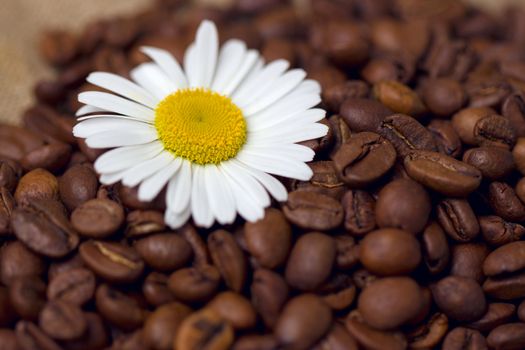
[208,230,247,293]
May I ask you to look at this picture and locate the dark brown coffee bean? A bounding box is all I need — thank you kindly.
[483,241,525,277]
[261,38,295,64]
[47,268,95,306]
[468,303,516,333]
[362,55,415,84]
[290,161,345,199]
[474,114,517,148]
[0,159,21,193]
[168,265,221,303]
[328,115,352,155]
[39,300,86,340]
[483,272,525,300]
[110,329,146,350]
[285,232,336,291]
[427,119,463,158]
[332,132,396,187]
[487,323,525,350]
[39,30,77,66]
[360,228,421,276]
[489,182,525,222]
[20,143,71,173]
[175,308,233,350]
[47,253,84,282]
[135,233,192,271]
[79,241,144,283]
[432,276,487,322]
[232,334,278,350]
[15,321,62,350]
[404,150,482,196]
[358,277,423,330]
[502,93,525,137]
[125,210,166,237]
[0,287,16,327]
[479,216,525,246]
[275,294,333,350]
[312,323,358,350]
[143,272,176,307]
[341,190,376,236]
[251,268,289,329]
[519,300,525,322]
[58,164,98,211]
[344,312,407,350]
[318,274,357,311]
[12,199,79,258]
[422,222,450,274]
[375,178,431,234]
[340,98,391,132]
[373,80,426,116]
[514,138,525,175]
[307,65,346,93]
[334,235,359,270]
[323,81,369,112]
[62,312,109,350]
[143,302,192,350]
[466,75,512,109]
[207,292,257,330]
[283,191,343,230]
[437,199,480,242]
[407,313,448,349]
[9,277,46,321]
[463,147,514,180]
[442,327,488,350]
[0,329,18,350]
[208,230,246,293]
[14,169,59,207]
[95,284,145,331]
[22,105,76,145]
[421,78,466,117]
[244,208,291,269]
[71,199,124,238]
[0,241,45,286]
[452,107,495,145]
[450,243,489,283]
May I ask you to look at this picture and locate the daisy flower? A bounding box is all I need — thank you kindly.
[73,20,328,229]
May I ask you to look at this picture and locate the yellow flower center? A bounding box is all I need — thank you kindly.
[154,88,247,165]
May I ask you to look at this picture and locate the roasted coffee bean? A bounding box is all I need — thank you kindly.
[483,241,525,277]
[95,284,145,331]
[488,182,525,222]
[519,300,525,322]
[290,161,344,199]
[487,323,525,350]
[0,241,45,286]
[407,313,448,349]
[143,272,176,307]
[168,265,221,303]
[232,334,278,350]
[261,38,295,64]
[463,147,514,180]
[207,292,257,330]
[373,80,426,116]
[251,268,289,329]
[452,107,496,145]
[360,228,420,275]
[22,105,75,145]
[208,230,247,293]
[0,329,18,350]
[58,164,98,211]
[172,227,204,264]
[244,208,291,269]
[432,276,487,322]
[362,55,415,84]
[340,98,391,133]
[176,308,234,350]
[283,191,343,230]
[47,268,95,306]
[38,300,86,340]
[323,80,369,112]
[358,277,423,330]
[442,327,488,350]
[468,303,516,333]
[345,312,407,350]
[14,169,59,207]
[135,233,192,271]
[71,198,124,238]
[341,190,376,236]
[12,199,79,258]
[312,324,358,350]
[334,235,360,270]
[421,78,466,117]
[47,253,84,281]
[275,294,332,350]
[428,119,463,158]
[328,115,352,155]
[502,93,525,137]
[474,114,517,148]
[514,138,525,175]
[125,210,166,237]
[450,243,489,283]
[15,321,62,350]
[437,199,480,242]
[318,274,357,311]
[79,241,144,283]
[404,150,482,196]
[0,159,21,193]
[479,216,525,246]
[0,287,16,327]
[307,64,346,93]
[9,277,46,321]
[332,132,396,187]
[422,222,450,274]
[39,30,77,66]
[143,302,192,350]
[20,142,71,173]
[62,312,109,350]
[375,178,430,234]
[483,272,525,300]
[285,232,336,291]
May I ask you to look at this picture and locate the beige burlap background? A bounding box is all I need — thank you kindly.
[1,0,524,126]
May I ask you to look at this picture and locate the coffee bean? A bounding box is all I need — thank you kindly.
[0,287,16,327]
[0,241,45,286]
[428,119,463,158]
[47,253,84,281]
[79,241,144,283]
[261,38,295,64]
[519,300,525,322]
[487,323,525,350]
[143,302,192,350]
[360,228,421,275]
[488,182,525,222]
[38,300,86,340]
[285,232,336,291]
[275,294,333,350]
[251,268,289,329]
[307,64,346,93]
[39,30,77,66]
[244,208,291,269]
[450,243,489,283]
[62,312,109,350]
[452,107,495,145]
[176,309,233,350]
[0,329,18,350]
[208,230,247,293]
[362,55,415,84]
[323,80,369,112]
[437,199,480,242]
[14,169,59,207]
[474,114,516,148]
[0,159,21,193]
[334,235,360,270]
[442,327,488,350]
[407,313,448,349]
[479,216,525,246]
[9,277,46,321]
[23,105,76,145]
[319,274,357,311]
[207,292,257,330]
[422,222,450,274]
[168,265,221,303]
[126,210,166,237]
[468,303,516,333]
[328,115,352,155]
[502,93,525,137]
[432,276,487,322]
[20,142,71,173]
[143,272,176,307]
[341,190,376,236]
[514,138,525,175]
[463,147,514,180]
[483,241,525,277]
[283,191,343,230]
[483,272,525,300]
[71,198,124,238]
[47,268,95,306]
[312,323,359,350]
[15,321,62,350]
[233,334,278,350]
[373,80,426,116]
[95,284,146,331]
[340,98,391,133]
[344,312,407,350]
[58,164,98,211]
[135,233,192,271]
[332,132,396,187]
[421,78,466,117]
[290,161,345,199]
[404,150,482,196]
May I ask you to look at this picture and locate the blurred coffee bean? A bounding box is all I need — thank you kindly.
[143,302,192,350]
[468,303,516,333]
[450,243,489,283]
[0,241,45,286]
[47,268,95,306]
[345,312,407,350]
[251,268,289,329]
[323,81,369,112]
[487,323,525,350]
[168,265,221,303]
[407,313,448,349]
[207,292,257,330]
[176,308,233,350]
[38,300,86,340]
[95,284,145,331]
[373,80,426,116]
[421,78,466,117]
[39,30,77,66]
[208,230,246,293]
[442,327,487,350]
[15,321,62,350]
[9,277,46,321]
[71,198,124,238]
[126,210,166,237]
[143,272,175,307]
[502,93,525,137]
[135,233,192,271]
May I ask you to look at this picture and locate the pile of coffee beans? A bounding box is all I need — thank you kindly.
[2,0,525,349]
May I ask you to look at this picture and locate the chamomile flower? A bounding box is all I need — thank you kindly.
[73,20,328,229]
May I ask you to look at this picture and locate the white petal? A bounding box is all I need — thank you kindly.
[85,127,158,148]
[165,205,192,229]
[295,79,322,95]
[222,170,264,222]
[232,59,289,107]
[99,170,128,185]
[76,105,105,116]
[78,91,155,121]
[191,165,214,228]
[221,161,270,207]
[221,50,260,96]
[73,117,151,138]
[94,141,163,173]
[166,160,192,213]
[248,122,329,144]
[86,72,158,108]
[246,93,320,120]
[203,165,236,225]
[184,20,218,88]
[242,143,315,162]
[236,150,313,181]
[247,108,326,132]
[131,63,178,100]
[230,159,287,202]
[77,114,152,123]
[211,39,246,93]
[121,151,174,187]
[242,69,307,115]
[138,158,182,201]
[141,46,188,89]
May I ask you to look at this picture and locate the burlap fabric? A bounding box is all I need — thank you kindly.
[0,0,523,125]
